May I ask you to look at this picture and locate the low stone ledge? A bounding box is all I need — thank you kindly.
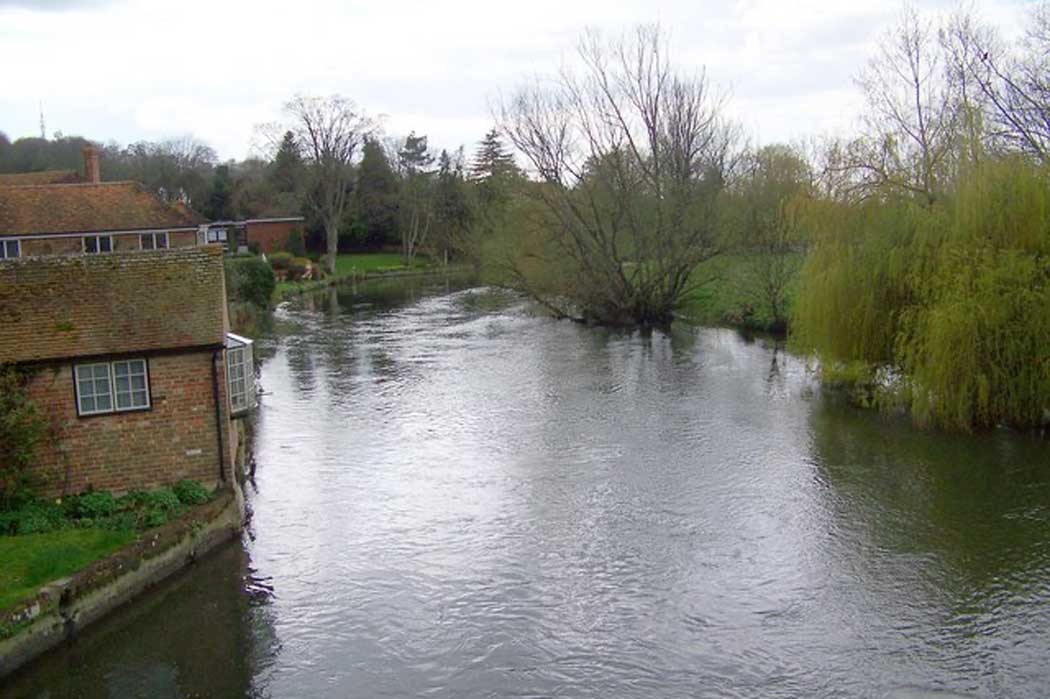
[0,488,244,679]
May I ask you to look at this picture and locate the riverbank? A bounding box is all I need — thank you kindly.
[274,254,472,301]
[0,488,244,679]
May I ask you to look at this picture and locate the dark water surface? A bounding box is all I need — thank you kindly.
[6,276,1050,698]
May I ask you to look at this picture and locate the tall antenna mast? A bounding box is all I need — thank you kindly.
[39,101,46,139]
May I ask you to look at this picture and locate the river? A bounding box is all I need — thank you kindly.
[6,275,1050,698]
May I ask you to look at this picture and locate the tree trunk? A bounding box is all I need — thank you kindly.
[326,222,338,275]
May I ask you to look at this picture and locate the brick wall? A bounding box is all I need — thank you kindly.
[170,231,197,248]
[113,233,139,252]
[247,221,301,254]
[24,350,233,495]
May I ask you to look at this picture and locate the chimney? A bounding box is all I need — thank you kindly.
[82,145,100,184]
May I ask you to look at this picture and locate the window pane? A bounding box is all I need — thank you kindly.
[113,360,148,410]
[85,237,98,253]
[77,363,113,414]
[100,236,112,252]
[157,233,168,248]
[141,234,154,250]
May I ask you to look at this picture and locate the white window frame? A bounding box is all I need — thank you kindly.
[0,239,19,259]
[74,359,151,417]
[140,232,169,250]
[83,234,113,254]
[225,333,256,415]
[207,228,228,244]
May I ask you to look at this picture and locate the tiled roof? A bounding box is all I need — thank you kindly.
[0,170,81,186]
[0,182,204,237]
[0,246,227,363]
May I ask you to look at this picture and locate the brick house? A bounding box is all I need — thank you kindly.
[0,246,254,495]
[203,217,306,254]
[0,148,204,260]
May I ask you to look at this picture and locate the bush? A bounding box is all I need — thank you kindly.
[268,252,293,271]
[67,490,117,520]
[173,479,210,506]
[288,256,312,281]
[0,500,65,536]
[0,367,47,511]
[224,256,276,310]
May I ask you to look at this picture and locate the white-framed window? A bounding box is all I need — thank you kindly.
[226,333,256,415]
[83,235,113,254]
[206,228,227,244]
[75,359,150,416]
[140,232,169,250]
[0,239,19,259]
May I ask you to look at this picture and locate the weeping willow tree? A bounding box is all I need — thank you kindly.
[896,158,1050,429]
[792,156,1050,430]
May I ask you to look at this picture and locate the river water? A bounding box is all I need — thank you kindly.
[6,276,1050,698]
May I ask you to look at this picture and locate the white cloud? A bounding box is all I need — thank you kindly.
[0,0,1032,159]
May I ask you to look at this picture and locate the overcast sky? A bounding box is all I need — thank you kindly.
[0,0,1030,161]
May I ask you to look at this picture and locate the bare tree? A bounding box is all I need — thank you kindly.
[283,95,373,274]
[944,3,1050,162]
[845,7,960,203]
[497,26,739,326]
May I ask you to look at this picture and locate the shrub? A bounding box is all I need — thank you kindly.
[288,257,312,281]
[268,252,294,271]
[224,256,276,310]
[67,490,117,520]
[0,367,47,511]
[173,479,210,506]
[0,500,65,535]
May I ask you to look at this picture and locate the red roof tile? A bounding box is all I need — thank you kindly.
[0,246,227,363]
[0,182,204,236]
[0,170,81,186]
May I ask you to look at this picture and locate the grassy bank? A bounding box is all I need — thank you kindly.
[0,481,214,613]
[0,529,134,611]
[678,252,802,332]
[274,253,432,299]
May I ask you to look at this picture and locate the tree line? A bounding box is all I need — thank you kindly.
[0,115,525,277]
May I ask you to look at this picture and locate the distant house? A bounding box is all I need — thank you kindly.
[203,217,305,254]
[0,246,255,495]
[0,147,204,260]
[0,146,305,259]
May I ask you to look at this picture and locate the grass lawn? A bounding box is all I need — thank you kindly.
[0,529,135,611]
[334,253,427,275]
[678,252,802,331]
[275,253,432,299]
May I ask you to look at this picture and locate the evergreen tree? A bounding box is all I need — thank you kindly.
[352,138,400,248]
[270,131,303,194]
[433,148,472,264]
[469,128,518,181]
[469,128,522,209]
[397,132,436,263]
[204,164,235,220]
[398,131,435,174]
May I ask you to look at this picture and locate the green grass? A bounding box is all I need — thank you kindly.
[334,253,427,275]
[275,253,432,298]
[678,252,802,331]
[0,529,134,611]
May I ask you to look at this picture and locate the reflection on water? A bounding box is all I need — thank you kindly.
[6,275,1050,698]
